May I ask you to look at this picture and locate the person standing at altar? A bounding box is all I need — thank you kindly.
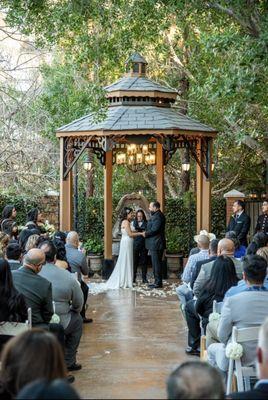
[132,209,148,284]
[143,201,166,289]
[226,200,251,246]
[255,199,268,236]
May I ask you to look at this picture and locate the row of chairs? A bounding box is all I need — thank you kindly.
[199,300,259,394]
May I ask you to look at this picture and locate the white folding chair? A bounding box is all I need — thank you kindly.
[212,300,223,314]
[0,307,32,337]
[226,326,259,395]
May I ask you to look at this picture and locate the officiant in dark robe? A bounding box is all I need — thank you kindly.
[133,209,148,283]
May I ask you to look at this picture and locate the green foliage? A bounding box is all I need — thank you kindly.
[84,237,104,255]
[0,195,38,226]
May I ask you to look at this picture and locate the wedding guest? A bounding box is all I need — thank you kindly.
[25,233,40,252]
[0,259,27,350]
[65,231,92,323]
[193,239,242,297]
[19,228,40,253]
[133,209,148,283]
[230,317,268,399]
[0,232,9,257]
[255,199,268,236]
[53,238,70,271]
[17,379,80,400]
[226,200,251,246]
[185,256,238,356]
[26,208,43,233]
[190,239,219,289]
[54,231,67,244]
[207,255,268,373]
[143,201,166,289]
[6,242,22,270]
[257,247,268,263]
[246,232,268,255]
[0,329,67,399]
[1,205,18,240]
[12,248,53,327]
[176,234,210,306]
[166,361,225,399]
[189,230,216,257]
[39,240,83,372]
[225,231,246,258]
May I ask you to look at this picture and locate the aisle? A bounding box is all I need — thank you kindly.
[73,287,188,399]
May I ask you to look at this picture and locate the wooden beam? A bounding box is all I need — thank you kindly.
[56,129,217,138]
[156,142,165,211]
[196,138,203,233]
[59,137,73,231]
[104,151,113,259]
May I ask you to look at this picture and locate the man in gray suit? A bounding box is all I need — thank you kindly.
[6,242,22,271]
[193,238,243,297]
[39,240,84,371]
[65,231,92,323]
[12,248,53,327]
[207,255,268,372]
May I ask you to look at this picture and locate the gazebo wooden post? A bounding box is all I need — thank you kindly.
[59,137,73,231]
[156,142,165,211]
[104,150,113,261]
[196,138,212,233]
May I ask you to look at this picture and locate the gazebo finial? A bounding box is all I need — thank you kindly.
[125,52,148,76]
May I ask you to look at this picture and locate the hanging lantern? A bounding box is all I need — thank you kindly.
[83,152,93,171]
[136,153,143,164]
[142,144,149,155]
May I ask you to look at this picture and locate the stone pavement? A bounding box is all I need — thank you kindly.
[73,283,190,399]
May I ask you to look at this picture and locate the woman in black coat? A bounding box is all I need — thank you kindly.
[1,205,18,240]
[195,256,239,330]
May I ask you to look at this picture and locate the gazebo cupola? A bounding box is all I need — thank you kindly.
[56,53,217,264]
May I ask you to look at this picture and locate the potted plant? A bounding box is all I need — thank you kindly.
[165,228,184,279]
[84,237,104,278]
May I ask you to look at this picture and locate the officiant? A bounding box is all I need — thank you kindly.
[132,209,148,284]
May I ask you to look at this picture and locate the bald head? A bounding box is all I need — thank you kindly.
[66,231,79,248]
[23,248,45,269]
[218,239,235,256]
[197,235,210,250]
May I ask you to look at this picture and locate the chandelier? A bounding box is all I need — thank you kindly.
[115,143,156,171]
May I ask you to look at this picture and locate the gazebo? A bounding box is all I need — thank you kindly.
[56,53,217,267]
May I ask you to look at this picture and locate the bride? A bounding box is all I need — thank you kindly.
[88,207,143,293]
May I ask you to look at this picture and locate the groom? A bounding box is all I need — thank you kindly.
[142,201,166,289]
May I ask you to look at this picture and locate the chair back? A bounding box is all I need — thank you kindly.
[233,326,260,343]
[212,300,223,314]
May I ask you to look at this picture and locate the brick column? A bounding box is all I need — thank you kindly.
[224,189,245,225]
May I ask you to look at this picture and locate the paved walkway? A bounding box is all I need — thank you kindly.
[73,285,190,399]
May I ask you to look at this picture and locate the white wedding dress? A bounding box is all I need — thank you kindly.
[88,227,133,294]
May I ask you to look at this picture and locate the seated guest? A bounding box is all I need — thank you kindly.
[54,231,67,243]
[0,329,67,399]
[207,255,268,373]
[166,361,225,399]
[0,259,27,350]
[1,205,18,240]
[176,234,210,306]
[193,239,242,297]
[189,230,216,257]
[38,240,83,372]
[25,233,40,252]
[0,232,10,258]
[17,379,80,400]
[53,238,70,271]
[185,256,238,355]
[225,231,246,259]
[65,231,92,323]
[190,239,219,289]
[247,232,268,255]
[257,246,268,264]
[12,248,53,327]
[6,243,22,270]
[230,317,268,399]
[19,228,40,254]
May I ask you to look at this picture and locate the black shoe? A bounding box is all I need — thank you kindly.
[68,363,82,371]
[185,346,200,356]
[148,283,163,289]
[83,318,93,323]
[67,375,75,383]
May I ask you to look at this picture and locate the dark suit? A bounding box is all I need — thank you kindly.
[227,211,251,246]
[255,213,268,235]
[12,267,53,327]
[133,219,148,282]
[145,210,166,286]
[230,381,268,399]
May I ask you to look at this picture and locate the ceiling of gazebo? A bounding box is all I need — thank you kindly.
[57,105,216,137]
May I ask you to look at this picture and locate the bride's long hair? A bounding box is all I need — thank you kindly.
[119,207,133,227]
